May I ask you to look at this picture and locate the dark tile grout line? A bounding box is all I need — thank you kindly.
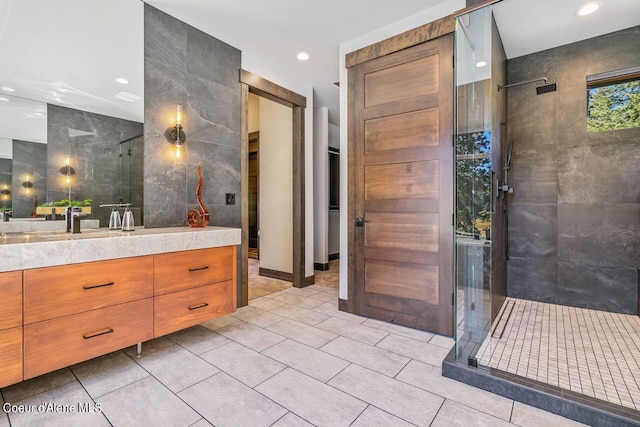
[348,404,370,427]
[68,366,113,427]
[428,398,446,427]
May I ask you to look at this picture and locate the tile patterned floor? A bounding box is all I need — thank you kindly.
[477,297,640,411]
[1,289,585,427]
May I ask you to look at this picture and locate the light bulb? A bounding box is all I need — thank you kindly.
[66,176,70,185]
[66,157,70,166]
[176,105,182,127]
[176,144,181,159]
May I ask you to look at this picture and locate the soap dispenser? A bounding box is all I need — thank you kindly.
[121,205,135,231]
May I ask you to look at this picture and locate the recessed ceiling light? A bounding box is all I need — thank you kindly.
[116,78,129,85]
[575,2,601,16]
[0,97,9,102]
[476,61,488,68]
[1,86,15,92]
[296,52,309,61]
[114,91,141,102]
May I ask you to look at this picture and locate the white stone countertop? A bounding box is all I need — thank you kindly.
[0,226,241,272]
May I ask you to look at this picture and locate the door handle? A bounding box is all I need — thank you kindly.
[355,217,365,227]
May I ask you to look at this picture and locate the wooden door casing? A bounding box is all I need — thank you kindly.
[349,35,454,335]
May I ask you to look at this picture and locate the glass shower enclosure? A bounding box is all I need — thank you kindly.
[454,4,507,366]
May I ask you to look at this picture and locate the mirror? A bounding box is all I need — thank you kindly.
[0,0,144,227]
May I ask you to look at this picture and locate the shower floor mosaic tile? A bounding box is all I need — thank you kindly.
[477,297,640,411]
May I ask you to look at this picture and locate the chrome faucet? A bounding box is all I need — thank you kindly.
[1,208,11,222]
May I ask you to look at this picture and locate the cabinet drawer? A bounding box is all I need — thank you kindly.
[0,271,22,330]
[24,256,153,324]
[154,281,235,337]
[0,327,23,388]
[24,298,153,380]
[154,247,234,295]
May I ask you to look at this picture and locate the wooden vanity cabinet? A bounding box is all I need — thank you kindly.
[9,244,236,385]
[0,271,23,388]
[153,246,236,337]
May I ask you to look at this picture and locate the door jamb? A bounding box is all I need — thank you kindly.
[239,70,307,307]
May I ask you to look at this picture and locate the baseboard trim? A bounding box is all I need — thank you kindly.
[305,275,315,286]
[329,253,340,261]
[314,262,329,271]
[339,298,353,313]
[259,268,292,282]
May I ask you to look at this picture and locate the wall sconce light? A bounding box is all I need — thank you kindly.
[60,157,74,185]
[165,104,186,159]
[0,187,10,196]
[22,176,33,193]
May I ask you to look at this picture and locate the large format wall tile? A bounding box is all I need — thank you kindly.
[144,4,241,230]
[507,204,557,260]
[558,203,640,269]
[506,26,640,313]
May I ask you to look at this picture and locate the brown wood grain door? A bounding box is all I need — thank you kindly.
[349,34,454,335]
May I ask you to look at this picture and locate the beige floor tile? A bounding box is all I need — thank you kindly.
[266,318,338,348]
[305,291,338,304]
[7,382,109,427]
[510,402,587,426]
[270,293,324,309]
[124,338,219,393]
[376,334,451,367]
[249,297,286,311]
[166,325,231,355]
[429,334,455,349]
[216,320,286,352]
[231,306,286,328]
[189,419,214,427]
[2,368,76,404]
[316,317,388,345]
[396,360,513,421]
[98,376,200,427]
[312,302,368,324]
[71,351,149,398]
[0,393,8,427]
[284,287,322,298]
[200,342,285,387]
[200,314,240,331]
[179,373,287,427]
[328,365,443,426]
[256,368,367,427]
[321,336,409,377]
[351,405,415,427]
[431,400,512,427]
[271,412,314,427]
[270,304,330,326]
[362,318,435,343]
[263,339,350,382]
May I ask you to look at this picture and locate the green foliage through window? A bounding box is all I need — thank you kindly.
[587,79,640,132]
[455,131,491,236]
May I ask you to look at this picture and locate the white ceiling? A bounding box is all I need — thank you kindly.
[493,0,640,59]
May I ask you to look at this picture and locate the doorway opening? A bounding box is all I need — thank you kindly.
[239,70,308,307]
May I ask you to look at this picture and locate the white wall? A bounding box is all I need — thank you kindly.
[337,0,466,299]
[259,97,293,274]
[248,93,260,133]
[313,107,329,266]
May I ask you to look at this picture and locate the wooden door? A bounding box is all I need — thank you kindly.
[349,35,454,335]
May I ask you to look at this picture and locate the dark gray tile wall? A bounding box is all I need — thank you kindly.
[506,26,640,314]
[0,157,12,210]
[47,104,143,227]
[11,140,47,217]
[143,4,241,229]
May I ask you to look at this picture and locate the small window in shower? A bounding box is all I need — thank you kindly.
[587,66,640,132]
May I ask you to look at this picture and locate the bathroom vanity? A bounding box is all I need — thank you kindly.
[0,226,240,387]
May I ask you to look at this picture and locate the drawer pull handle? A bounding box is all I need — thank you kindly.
[188,266,209,272]
[83,282,115,290]
[83,328,114,340]
[188,302,209,311]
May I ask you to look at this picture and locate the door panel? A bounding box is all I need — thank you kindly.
[350,35,454,335]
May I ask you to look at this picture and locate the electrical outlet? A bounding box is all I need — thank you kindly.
[225,193,235,205]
